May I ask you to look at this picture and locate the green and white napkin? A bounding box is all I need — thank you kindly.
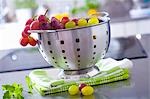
[29,58,133,96]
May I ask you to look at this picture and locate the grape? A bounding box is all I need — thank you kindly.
[65,21,76,29]
[57,22,65,29]
[25,18,33,26]
[28,36,37,46]
[72,18,78,25]
[51,17,60,23]
[88,9,97,16]
[79,83,87,91]
[50,21,64,29]
[50,17,61,29]
[77,18,87,27]
[30,20,40,30]
[20,37,29,46]
[88,17,99,26]
[38,15,47,22]
[68,85,79,95]
[22,31,29,38]
[81,86,94,96]
[61,16,70,25]
[23,25,30,33]
[40,22,50,30]
[54,13,69,21]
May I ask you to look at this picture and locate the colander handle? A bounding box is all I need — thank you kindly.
[101,12,109,17]
[99,12,110,22]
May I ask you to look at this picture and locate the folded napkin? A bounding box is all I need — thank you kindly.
[29,58,133,96]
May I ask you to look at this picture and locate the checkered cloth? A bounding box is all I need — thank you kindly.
[29,58,133,96]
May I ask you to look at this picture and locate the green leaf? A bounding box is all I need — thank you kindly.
[25,76,34,94]
[2,83,24,99]
[3,91,11,99]
[17,95,24,99]
[2,85,15,92]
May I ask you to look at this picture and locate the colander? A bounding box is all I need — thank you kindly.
[29,12,110,79]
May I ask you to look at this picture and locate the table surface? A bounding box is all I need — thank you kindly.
[0,34,150,99]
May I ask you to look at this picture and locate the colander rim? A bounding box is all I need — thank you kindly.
[28,12,110,33]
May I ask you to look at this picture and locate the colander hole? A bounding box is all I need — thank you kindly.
[92,57,95,59]
[39,34,42,40]
[78,55,80,57]
[50,50,53,53]
[60,40,64,44]
[62,50,65,53]
[76,38,80,43]
[106,41,108,44]
[93,35,96,39]
[41,50,43,52]
[55,62,57,64]
[48,41,51,45]
[93,52,96,54]
[78,64,80,66]
[63,57,66,59]
[65,61,67,63]
[77,48,80,51]
[52,57,55,59]
[78,60,80,62]
[106,31,108,35]
[94,45,96,48]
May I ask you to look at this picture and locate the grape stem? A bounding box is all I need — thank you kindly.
[32,15,37,20]
[44,9,48,16]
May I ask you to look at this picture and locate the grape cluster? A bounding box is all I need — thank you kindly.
[68,83,94,96]
[20,12,49,46]
[20,18,38,46]
[20,10,100,46]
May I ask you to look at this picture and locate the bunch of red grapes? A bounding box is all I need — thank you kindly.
[20,10,100,46]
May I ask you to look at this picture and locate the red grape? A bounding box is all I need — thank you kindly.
[79,83,87,91]
[61,16,69,25]
[40,22,50,30]
[50,17,61,29]
[38,15,47,22]
[25,18,34,25]
[30,20,40,30]
[28,36,37,46]
[20,37,29,46]
[72,18,78,25]
[23,25,30,33]
[22,31,29,38]
[51,17,60,22]
[58,22,65,29]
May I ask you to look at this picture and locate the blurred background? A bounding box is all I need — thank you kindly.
[1,0,150,50]
[0,0,150,50]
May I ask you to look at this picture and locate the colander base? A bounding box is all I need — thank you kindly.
[58,66,100,80]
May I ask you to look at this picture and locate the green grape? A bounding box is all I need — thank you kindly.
[68,85,79,95]
[65,21,76,29]
[77,18,87,27]
[88,17,99,26]
[81,86,94,96]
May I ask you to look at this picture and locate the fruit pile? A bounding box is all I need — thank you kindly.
[19,10,100,47]
[68,83,94,96]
